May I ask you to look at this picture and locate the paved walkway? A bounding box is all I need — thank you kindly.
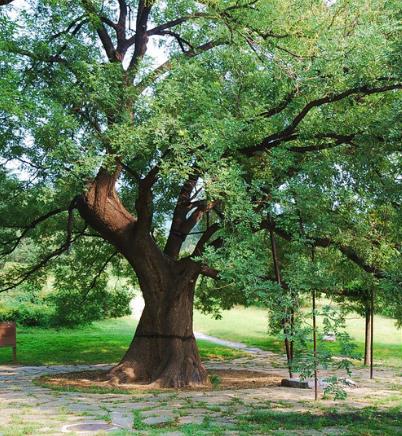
[0,358,291,435]
[194,332,272,356]
[1,351,401,435]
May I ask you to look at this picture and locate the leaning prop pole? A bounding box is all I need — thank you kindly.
[269,228,293,378]
[370,287,375,379]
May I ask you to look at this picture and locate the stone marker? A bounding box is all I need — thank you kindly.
[341,378,358,388]
[281,378,311,389]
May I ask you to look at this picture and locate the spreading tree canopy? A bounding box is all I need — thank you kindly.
[0,0,400,386]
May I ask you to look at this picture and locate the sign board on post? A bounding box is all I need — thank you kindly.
[0,322,16,363]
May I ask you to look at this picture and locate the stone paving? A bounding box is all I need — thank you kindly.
[0,350,401,435]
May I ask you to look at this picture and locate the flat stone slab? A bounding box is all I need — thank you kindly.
[61,422,119,433]
[281,378,311,389]
[111,411,133,428]
[142,415,174,426]
[178,415,205,425]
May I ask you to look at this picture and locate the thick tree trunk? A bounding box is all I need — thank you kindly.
[364,306,371,366]
[108,258,207,388]
[77,169,208,388]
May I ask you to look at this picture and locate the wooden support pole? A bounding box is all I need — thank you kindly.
[269,228,293,378]
[364,305,371,366]
[370,288,374,379]
[312,288,318,401]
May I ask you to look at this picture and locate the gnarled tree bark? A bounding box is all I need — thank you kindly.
[110,257,207,387]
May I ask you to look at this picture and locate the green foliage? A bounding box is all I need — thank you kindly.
[0,300,54,327]
[0,0,400,332]
[288,303,361,399]
[209,373,222,389]
[0,260,134,327]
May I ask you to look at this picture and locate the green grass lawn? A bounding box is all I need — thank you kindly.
[1,304,400,368]
[194,305,402,367]
[110,406,402,436]
[0,317,244,366]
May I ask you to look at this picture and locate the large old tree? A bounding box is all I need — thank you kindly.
[0,0,401,386]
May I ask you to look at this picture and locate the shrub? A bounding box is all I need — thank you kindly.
[0,278,133,328]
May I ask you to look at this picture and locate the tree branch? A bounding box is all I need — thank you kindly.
[257,90,297,119]
[151,30,194,52]
[0,232,84,294]
[288,133,356,153]
[81,0,117,61]
[134,165,159,234]
[242,83,402,155]
[192,223,220,257]
[49,15,87,41]
[164,174,199,258]
[199,265,219,279]
[135,39,226,93]
[80,251,118,302]
[128,0,153,70]
[261,217,385,279]
[0,207,67,257]
[147,13,209,36]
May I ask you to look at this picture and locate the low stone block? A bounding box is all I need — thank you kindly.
[341,378,358,388]
[280,378,311,389]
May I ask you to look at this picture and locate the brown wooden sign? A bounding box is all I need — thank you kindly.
[0,322,17,363]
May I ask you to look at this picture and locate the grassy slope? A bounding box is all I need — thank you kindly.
[194,306,402,367]
[0,317,244,366]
